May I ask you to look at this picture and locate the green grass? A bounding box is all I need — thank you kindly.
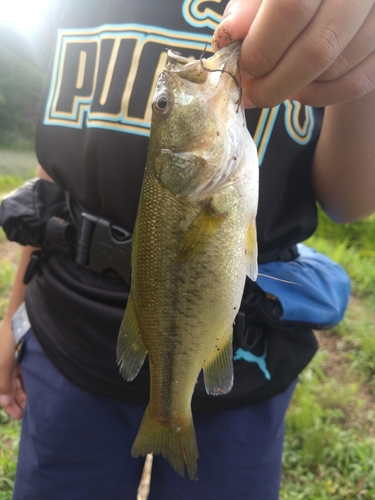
[282,348,375,499]
[281,208,375,499]
[0,244,19,497]
[306,208,375,309]
[0,177,25,197]
[0,149,37,180]
[0,260,18,321]
[0,411,20,498]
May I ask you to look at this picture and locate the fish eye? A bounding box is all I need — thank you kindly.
[157,96,168,109]
[152,91,173,118]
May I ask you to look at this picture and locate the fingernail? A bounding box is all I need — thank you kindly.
[223,0,233,18]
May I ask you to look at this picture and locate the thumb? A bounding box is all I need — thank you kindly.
[212,0,262,51]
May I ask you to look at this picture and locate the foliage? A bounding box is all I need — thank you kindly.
[0,260,18,321]
[0,45,44,149]
[313,207,375,257]
[0,410,20,498]
[282,349,375,500]
[0,252,19,497]
[281,207,375,499]
[0,150,37,184]
[306,208,375,307]
[0,176,25,196]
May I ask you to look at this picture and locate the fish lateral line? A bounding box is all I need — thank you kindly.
[257,273,302,286]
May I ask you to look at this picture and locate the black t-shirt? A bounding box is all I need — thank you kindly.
[25,0,322,409]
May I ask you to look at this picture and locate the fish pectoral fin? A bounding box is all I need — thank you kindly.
[132,405,199,480]
[203,332,233,395]
[177,202,227,262]
[116,294,147,381]
[246,217,258,282]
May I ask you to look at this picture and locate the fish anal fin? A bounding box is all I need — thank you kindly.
[116,294,147,381]
[246,218,258,282]
[132,406,199,480]
[203,333,233,395]
[177,202,227,262]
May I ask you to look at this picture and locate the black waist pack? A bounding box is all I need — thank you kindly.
[0,178,132,283]
[0,178,75,252]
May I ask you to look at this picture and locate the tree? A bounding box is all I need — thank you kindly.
[0,44,44,148]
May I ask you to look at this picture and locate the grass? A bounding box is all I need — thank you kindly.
[0,186,374,497]
[281,208,375,500]
[0,149,38,180]
[281,340,375,499]
[0,148,36,205]
[0,411,20,498]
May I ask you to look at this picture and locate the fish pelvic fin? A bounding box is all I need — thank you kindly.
[203,332,233,395]
[246,217,258,282]
[117,294,147,381]
[132,406,199,480]
[177,202,227,262]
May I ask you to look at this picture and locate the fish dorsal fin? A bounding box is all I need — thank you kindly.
[117,294,147,381]
[203,331,233,395]
[177,202,227,262]
[246,218,258,282]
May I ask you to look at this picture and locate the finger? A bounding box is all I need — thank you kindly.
[240,0,323,78]
[292,50,375,106]
[212,0,262,51]
[242,0,375,107]
[0,369,25,420]
[0,393,24,420]
[318,3,375,81]
[0,391,22,420]
[14,367,27,413]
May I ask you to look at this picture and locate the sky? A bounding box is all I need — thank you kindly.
[0,0,51,34]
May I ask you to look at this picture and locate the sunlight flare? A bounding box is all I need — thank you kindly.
[0,0,50,33]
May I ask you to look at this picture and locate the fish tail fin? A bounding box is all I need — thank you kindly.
[131,405,199,480]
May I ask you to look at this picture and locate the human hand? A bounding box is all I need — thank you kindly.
[213,0,375,107]
[0,321,26,420]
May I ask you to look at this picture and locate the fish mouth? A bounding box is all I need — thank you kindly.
[165,41,241,86]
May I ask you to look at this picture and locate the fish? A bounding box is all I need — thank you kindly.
[116,41,259,480]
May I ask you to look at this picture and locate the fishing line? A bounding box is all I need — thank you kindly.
[199,44,243,111]
[257,273,302,286]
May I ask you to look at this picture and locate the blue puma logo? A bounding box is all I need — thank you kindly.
[233,343,271,380]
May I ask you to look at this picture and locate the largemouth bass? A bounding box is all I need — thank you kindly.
[117,41,259,480]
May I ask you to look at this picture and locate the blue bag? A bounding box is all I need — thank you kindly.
[256,244,351,329]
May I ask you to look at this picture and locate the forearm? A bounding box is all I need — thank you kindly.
[312,89,375,223]
[1,245,36,329]
[0,165,51,415]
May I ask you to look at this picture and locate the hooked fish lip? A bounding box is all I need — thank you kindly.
[166,41,241,84]
[203,41,241,72]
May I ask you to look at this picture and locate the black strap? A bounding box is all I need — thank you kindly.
[45,216,76,257]
[75,212,132,284]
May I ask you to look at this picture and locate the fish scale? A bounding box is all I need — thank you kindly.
[116,41,259,479]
